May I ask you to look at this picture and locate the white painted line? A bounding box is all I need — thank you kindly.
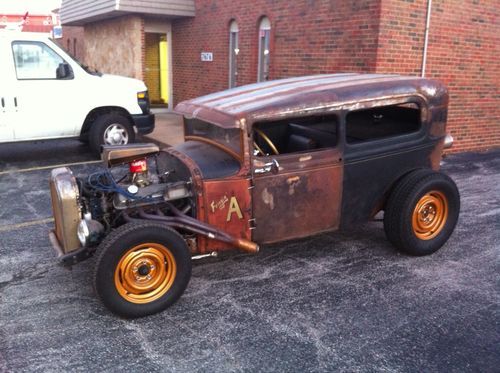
[0,160,102,176]
[0,217,54,233]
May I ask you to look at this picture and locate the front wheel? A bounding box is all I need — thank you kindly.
[94,222,192,318]
[89,113,135,155]
[384,169,460,256]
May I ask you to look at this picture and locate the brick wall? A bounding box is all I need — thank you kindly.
[375,0,499,153]
[426,0,499,153]
[172,0,381,105]
[84,15,144,80]
[58,26,85,61]
[376,0,427,75]
[171,0,499,153]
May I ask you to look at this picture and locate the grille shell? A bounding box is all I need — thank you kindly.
[49,167,81,253]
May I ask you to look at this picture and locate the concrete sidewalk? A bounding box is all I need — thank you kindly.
[139,110,184,148]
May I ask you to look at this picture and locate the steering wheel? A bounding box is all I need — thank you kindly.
[253,128,279,156]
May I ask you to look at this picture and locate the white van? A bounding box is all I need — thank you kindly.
[0,31,154,155]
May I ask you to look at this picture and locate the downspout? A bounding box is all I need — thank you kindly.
[421,0,432,77]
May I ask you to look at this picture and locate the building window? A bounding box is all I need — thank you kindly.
[73,38,77,57]
[257,17,271,82]
[229,20,239,88]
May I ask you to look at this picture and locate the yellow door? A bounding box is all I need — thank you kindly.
[159,36,168,105]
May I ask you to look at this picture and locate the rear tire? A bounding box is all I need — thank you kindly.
[384,169,460,256]
[89,113,135,156]
[94,222,191,318]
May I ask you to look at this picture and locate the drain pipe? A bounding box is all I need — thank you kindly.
[421,0,433,77]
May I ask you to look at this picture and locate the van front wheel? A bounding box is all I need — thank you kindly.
[89,113,135,155]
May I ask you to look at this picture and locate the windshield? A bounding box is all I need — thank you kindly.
[50,38,102,76]
[184,118,242,158]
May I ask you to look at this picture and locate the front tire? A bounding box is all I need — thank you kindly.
[94,222,192,318]
[89,113,135,156]
[384,169,460,256]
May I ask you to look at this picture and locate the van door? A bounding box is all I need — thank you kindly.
[9,40,79,140]
[0,37,14,142]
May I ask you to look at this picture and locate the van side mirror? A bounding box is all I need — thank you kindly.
[56,63,74,79]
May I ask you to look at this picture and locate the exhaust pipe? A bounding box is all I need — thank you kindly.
[136,207,260,254]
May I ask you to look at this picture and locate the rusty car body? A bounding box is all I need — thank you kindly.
[49,74,460,318]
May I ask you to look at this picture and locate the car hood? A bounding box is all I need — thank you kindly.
[173,141,241,180]
[99,74,147,92]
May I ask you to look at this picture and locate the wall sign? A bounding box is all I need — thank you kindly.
[201,52,213,62]
[52,26,62,39]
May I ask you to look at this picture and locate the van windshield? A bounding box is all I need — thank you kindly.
[50,39,102,76]
[69,54,102,76]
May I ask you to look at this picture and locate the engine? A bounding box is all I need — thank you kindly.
[50,148,195,254]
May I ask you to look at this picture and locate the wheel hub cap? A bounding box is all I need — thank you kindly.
[104,124,129,145]
[114,243,176,304]
[412,190,448,240]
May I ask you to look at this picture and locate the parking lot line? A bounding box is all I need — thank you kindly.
[0,160,102,176]
[0,217,54,233]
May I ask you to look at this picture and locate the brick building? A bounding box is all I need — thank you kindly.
[61,0,499,153]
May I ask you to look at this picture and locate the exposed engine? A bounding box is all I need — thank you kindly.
[73,151,195,249]
[50,145,259,265]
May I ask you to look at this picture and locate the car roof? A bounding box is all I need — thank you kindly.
[175,74,448,128]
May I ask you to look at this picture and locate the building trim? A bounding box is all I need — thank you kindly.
[60,0,194,26]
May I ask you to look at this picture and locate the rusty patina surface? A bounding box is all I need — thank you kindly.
[251,149,343,243]
[173,74,449,247]
[175,74,448,131]
[200,177,253,253]
[46,73,457,319]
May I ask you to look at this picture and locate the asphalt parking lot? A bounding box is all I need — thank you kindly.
[0,140,499,372]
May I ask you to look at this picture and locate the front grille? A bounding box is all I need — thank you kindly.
[49,167,81,253]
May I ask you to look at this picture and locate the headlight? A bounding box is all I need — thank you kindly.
[137,91,150,114]
[77,218,105,247]
[77,220,90,247]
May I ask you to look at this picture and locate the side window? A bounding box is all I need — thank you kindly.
[253,115,338,156]
[12,41,64,80]
[345,103,421,144]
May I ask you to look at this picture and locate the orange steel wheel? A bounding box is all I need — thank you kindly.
[412,190,448,240]
[114,243,176,304]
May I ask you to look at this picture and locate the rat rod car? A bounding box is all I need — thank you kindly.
[49,74,459,318]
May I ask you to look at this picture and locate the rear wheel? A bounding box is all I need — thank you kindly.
[94,222,191,318]
[384,169,460,256]
[89,113,135,155]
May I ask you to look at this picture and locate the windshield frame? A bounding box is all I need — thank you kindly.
[184,117,244,162]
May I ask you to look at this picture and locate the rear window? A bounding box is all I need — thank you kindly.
[346,103,421,144]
